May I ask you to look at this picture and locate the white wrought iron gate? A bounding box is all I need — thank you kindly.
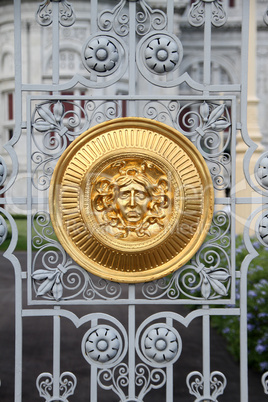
[1,0,268,400]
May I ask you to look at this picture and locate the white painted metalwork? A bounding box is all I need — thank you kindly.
[0,0,267,400]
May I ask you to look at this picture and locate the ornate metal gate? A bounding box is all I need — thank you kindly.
[1,0,268,400]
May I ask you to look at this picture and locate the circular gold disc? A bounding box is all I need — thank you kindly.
[49,117,214,283]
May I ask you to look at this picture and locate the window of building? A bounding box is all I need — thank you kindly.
[7,92,14,121]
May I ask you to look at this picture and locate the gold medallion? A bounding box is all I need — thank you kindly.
[49,117,214,283]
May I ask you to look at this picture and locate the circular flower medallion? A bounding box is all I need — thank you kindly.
[256,153,268,189]
[82,325,122,367]
[144,35,182,73]
[0,158,7,186]
[83,36,119,75]
[142,324,181,366]
[0,216,7,246]
[258,214,268,246]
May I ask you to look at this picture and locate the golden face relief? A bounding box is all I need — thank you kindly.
[92,160,171,239]
[117,182,150,223]
[49,118,214,283]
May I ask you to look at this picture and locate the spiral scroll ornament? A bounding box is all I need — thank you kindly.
[188,0,227,28]
[36,371,77,401]
[36,0,76,27]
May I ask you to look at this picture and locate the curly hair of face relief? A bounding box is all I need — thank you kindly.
[92,166,170,237]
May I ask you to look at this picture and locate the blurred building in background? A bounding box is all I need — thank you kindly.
[0,0,267,213]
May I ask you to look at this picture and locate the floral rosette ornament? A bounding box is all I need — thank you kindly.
[83,36,119,74]
[141,324,182,366]
[82,325,122,367]
[144,35,182,73]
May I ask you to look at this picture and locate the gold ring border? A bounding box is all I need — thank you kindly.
[49,117,214,283]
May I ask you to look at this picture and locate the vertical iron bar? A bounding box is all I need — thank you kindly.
[167,0,174,32]
[202,309,211,400]
[14,0,23,400]
[26,93,32,304]
[53,308,61,399]
[90,318,98,402]
[26,22,31,83]
[128,284,136,399]
[240,1,250,400]
[90,0,98,33]
[203,2,212,86]
[128,0,136,116]
[231,98,237,302]
[166,317,173,401]
[52,1,60,85]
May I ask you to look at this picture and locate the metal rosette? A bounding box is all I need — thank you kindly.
[136,322,182,368]
[49,117,214,283]
[256,210,268,247]
[81,324,126,368]
[81,34,128,86]
[0,214,8,246]
[255,152,268,192]
[136,31,183,79]
[0,156,7,187]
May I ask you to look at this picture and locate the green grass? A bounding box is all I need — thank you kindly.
[0,215,57,252]
[0,216,28,251]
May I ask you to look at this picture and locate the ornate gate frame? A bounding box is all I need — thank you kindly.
[1,0,268,400]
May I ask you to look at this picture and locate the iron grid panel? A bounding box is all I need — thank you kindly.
[0,0,267,400]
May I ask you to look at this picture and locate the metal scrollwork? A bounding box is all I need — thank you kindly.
[98,363,129,400]
[98,0,129,36]
[31,212,122,302]
[262,371,268,394]
[177,210,231,300]
[36,371,77,401]
[136,0,167,36]
[186,370,227,401]
[36,0,75,27]
[178,101,231,157]
[142,210,231,301]
[135,364,166,400]
[188,0,227,28]
[31,100,89,191]
[97,0,167,37]
[143,100,231,191]
[97,363,166,401]
[86,100,122,126]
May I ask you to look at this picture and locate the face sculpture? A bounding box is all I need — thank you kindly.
[93,161,170,238]
[117,182,150,224]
